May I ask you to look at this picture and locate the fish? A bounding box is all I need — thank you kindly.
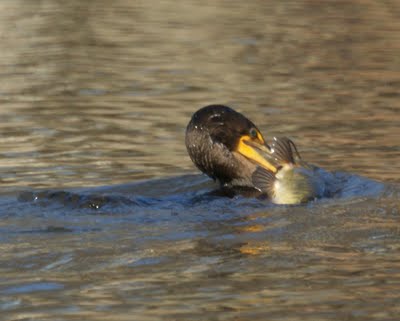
[252,137,325,204]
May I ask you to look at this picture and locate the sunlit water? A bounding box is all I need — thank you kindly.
[1,1,400,320]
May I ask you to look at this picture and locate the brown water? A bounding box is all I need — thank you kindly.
[1,1,400,320]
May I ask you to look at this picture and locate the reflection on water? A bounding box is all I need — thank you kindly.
[0,1,400,320]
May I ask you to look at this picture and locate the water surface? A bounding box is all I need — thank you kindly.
[1,1,400,320]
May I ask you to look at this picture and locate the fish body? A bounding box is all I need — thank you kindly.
[252,137,325,204]
[271,163,325,204]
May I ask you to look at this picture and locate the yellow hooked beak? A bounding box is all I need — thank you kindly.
[235,134,278,173]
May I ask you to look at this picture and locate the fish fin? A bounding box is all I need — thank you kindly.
[252,167,275,196]
[270,137,301,165]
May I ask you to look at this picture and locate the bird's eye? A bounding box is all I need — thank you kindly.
[249,128,258,138]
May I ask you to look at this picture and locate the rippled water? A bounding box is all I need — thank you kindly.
[1,1,400,320]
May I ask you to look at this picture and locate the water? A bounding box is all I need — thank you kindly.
[1,1,400,320]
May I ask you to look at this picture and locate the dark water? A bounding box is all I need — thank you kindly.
[1,1,400,320]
